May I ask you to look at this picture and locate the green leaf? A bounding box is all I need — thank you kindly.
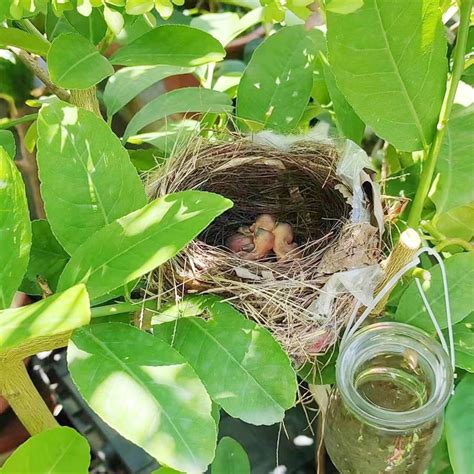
[48,33,114,89]
[104,65,193,117]
[449,314,474,373]
[0,285,90,351]
[110,25,226,67]
[37,101,147,254]
[435,204,474,242]
[325,0,363,14]
[1,427,90,474]
[57,191,232,300]
[0,147,31,309]
[19,220,69,296]
[190,9,263,47]
[320,54,365,143]
[0,130,15,158]
[395,253,474,332]
[123,87,232,141]
[431,105,474,238]
[64,7,107,45]
[0,27,50,56]
[426,432,453,474]
[153,297,297,425]
[67,323,217,473]
[128,120,200,155]
[326,0,447,151]
[236,26,325,132]
[151,468,182,474]
[445,374,474,473]
[211,437,250,474]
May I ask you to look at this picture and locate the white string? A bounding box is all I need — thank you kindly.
[340,301,361,347]
[341,246,455,373]
[416,247,455,371]
[342,257,421,344]
[415,278,449,355]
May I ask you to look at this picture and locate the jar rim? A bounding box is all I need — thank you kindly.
[336,322,453,431]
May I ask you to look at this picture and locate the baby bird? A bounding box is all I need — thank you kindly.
[273,222,299,260]
[249,214,276,233]
[242,228,275,260]
[226,232,255,253]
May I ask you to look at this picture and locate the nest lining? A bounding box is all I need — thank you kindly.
[146,137,381,362]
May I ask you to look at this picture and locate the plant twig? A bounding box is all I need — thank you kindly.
[435,238,474,253]
[0,113,37,129]
[17,19,51,48]
[0,332,70,435]
[407,0,473,228]
[11,48,70,101]
[0,360,58,435]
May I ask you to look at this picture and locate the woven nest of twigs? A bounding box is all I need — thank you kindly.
[146,137,382,363]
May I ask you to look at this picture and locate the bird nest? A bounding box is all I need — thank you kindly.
[145,136,382,363]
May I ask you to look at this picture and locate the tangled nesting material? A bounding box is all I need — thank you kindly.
[145,135,383,363]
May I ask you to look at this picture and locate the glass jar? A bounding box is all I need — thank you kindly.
[325,322,453,474]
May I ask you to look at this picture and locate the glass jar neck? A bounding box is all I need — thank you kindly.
[336,322,453,432]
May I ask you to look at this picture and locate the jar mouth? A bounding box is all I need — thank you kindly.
[336,322,453,431]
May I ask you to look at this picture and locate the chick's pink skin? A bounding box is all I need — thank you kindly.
[249,214,276,233]
[273,222,300,260]
[226,232,254,253]
[242,228,275,260]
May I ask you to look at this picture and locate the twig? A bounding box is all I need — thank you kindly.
[0,113,37,129]
[435,238,474,253]
[407,0,473,228]
[11,48,69,101]
[16,19,51,48]
[14,109,46,219]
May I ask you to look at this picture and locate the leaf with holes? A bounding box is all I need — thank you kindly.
[327,0,447,151]
[153,296,297,425]
[37,101,147,254]
[67,323,217,473]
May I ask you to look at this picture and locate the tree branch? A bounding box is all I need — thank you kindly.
[11,48,70,102]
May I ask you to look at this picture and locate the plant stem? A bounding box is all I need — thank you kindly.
[435,238,474,253]
[11,48,70,101]
[0,113,37,129]
[17,19,51,46]
[70,87,101,117]
[0,360,58,435]
[406,0,472,229]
